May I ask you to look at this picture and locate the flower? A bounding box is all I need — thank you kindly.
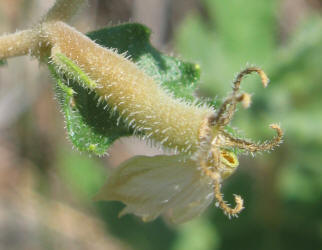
[95,68,283,223]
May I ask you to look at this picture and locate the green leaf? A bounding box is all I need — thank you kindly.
[87,23,201,101]
[50,23,201,155]
[50,64,131,156]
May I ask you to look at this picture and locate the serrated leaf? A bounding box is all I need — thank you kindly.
[50,23,201,155]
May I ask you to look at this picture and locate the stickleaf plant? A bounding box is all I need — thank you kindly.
[0,0,282,223]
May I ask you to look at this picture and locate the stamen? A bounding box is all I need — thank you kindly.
[222,124,283,152]
[200,164,244,217]
[233,67,269,93]
[214,181,244,217]
[212,96,237,127]
[212,67,269,127]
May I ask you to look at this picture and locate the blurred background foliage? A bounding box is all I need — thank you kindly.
[0,0,322,249]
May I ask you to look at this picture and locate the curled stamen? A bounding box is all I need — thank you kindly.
[200,162,244,217]
[212,67,269,127]
[233,67,269,93]
[222,124,283,153]
[211,93,250,127]
[212,96,237,126]
[214,181,244,217]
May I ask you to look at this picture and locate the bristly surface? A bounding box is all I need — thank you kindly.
[50,23,207,156]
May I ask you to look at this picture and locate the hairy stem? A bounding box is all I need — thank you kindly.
[0,30,37,60]
[42,0,87,23]
[0,0,87,61]
[44,21,212,153]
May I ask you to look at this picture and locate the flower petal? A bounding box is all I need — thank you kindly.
[95,155,214,223]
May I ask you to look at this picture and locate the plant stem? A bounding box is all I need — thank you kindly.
[0,30,37,59]
[42,0,87,23]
